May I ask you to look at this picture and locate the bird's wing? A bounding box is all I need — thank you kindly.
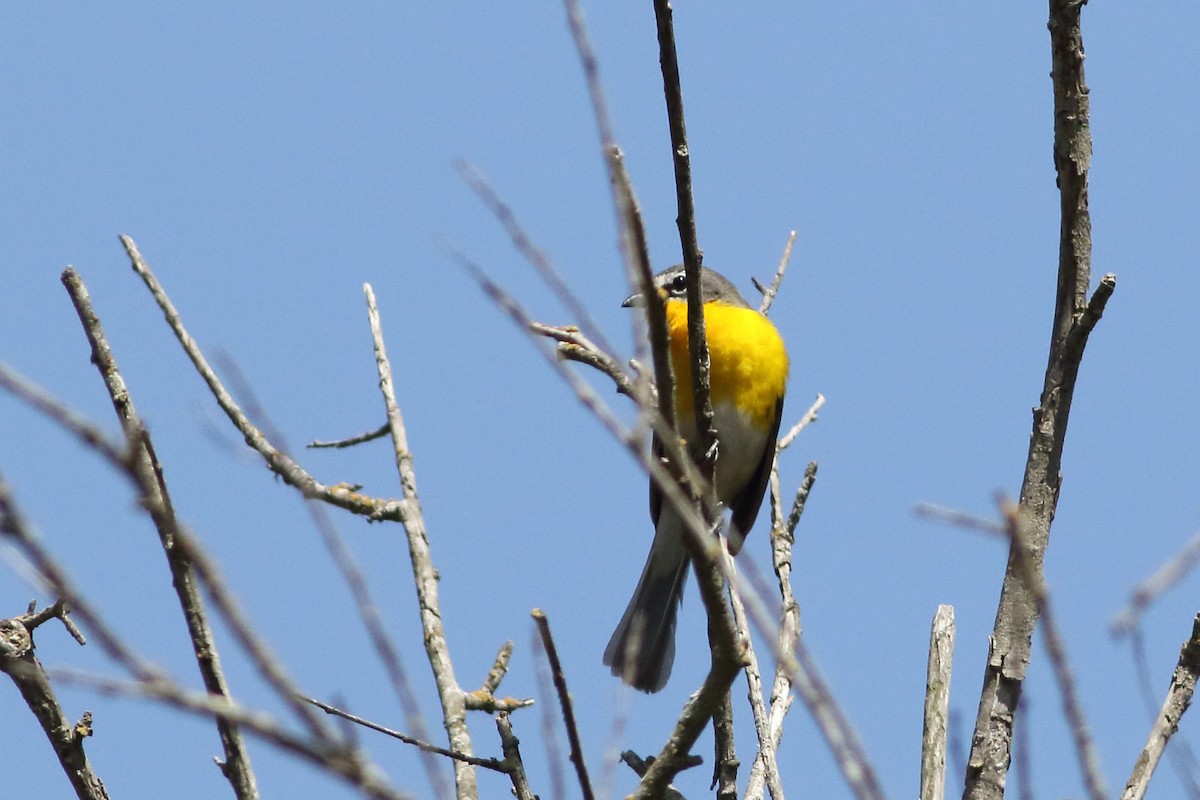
[727,398,784,555]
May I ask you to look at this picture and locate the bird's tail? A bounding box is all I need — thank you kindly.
[602,514,690,693]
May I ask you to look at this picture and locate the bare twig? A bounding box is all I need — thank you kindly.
[1003,504,1108,800]
[496,712,537,800]
[530,323,637,399]
[215,354,452,800]
[121,234,405,523]
[307,423,390,449]
[1122,614,1200,800]
[479,641,514,698]
[458,161,615,359]
[1112,530,1200,637]
[746,462,816,800]
[712,689,738,799]
[647,0,719,503]
[1128,627,1200,798]
[532,629,568,800]
[920,605,956,800]
[363,283,476,799]
[0,364,128,470]
[756,230,798,315]
[0,608,110,800]
[303,696,506,772]
[778,394,825,452]
[532,610,596,800]
[0,471,164,684]
[927,498,1107,800]
[961,1,1117,794]
[61,267,260,799]
[726,552,772,798]
[53,669,409,800]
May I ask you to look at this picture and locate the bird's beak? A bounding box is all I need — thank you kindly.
[621,291,645,308]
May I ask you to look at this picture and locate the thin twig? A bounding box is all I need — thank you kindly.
[930,498,1107,800]
[62,267,260,799]
[726,551,771,797]
[757,230,798,315]
[53,669,410,800]
[216,353,454,800]
[307,424,390,449]
[364,283,476,799]
[303,696,506,772]
[530,323,638,399]
[496,712,538,800]
[532,610,596,800]
[458,161,615,359]
[0,363,128,470]
[1121,614,1200,800]
[532,627,568,800]
[746,462,816,800]
[778,394,825,452]
[1002,502,1108,800]
[0,471,165,684]
[791,637,886,800]
[1112,530,1200,637]
[1128,626,1200,798]
[121,234,405,523]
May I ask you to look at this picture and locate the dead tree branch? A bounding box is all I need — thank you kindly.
[1122,614,1200,800]
[0,603,109,800]
[961,0,1117,795]
[61,267,259,799]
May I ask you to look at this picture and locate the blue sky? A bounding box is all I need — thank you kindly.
[3,3,1200,798]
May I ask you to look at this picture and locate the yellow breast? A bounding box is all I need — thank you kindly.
[664,300,789,429]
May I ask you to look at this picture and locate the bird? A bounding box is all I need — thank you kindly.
[603,265,789,692]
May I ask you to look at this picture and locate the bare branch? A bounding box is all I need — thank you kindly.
[1122,614,1200,800]
[214,353,453,800]
[530,322,638,399]
[756,230,798,315]
[496,712,538,800]
[303,696,506,772]
[920,605,956,800]
[0,610,110,800]
[61,267,260,799]
[307,424,390,449]
[1112,530,1200,637]
[458,161,615,359]
[778,394,826,452]
[0,363,128,471]
[53,669,409,800]
[532,609,596,800]
[747,462,816,800]
[962,1,1116,794]
[363,283,476,799]
[120,234,405,523]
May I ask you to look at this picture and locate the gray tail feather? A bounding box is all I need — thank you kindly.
[603,531,690,693]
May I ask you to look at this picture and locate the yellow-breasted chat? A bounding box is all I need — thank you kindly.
[604,265,789,692]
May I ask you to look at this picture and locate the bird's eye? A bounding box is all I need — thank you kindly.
[670,274,687,293]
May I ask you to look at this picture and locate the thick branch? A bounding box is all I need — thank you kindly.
[961,2,1116,796]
